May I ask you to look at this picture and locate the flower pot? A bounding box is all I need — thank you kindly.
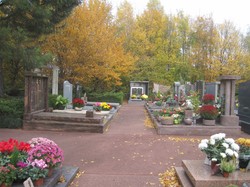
[47,167,54,177]
[202,119,215,126]
[33,178,44,187]
[0,183,12,187]
[74,107,82,111]
[238,154,250,169]
[161,117,174,125]
[222,171,230,178]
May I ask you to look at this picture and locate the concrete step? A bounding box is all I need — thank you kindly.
[175,167,193,187]
[23,119,107,133]
[33,112,104,124]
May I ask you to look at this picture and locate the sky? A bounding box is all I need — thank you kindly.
[108,0,250,34]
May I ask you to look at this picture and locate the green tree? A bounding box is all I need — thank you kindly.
[0,0,79,96]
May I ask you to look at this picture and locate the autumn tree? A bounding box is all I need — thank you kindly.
[44,0,135,92]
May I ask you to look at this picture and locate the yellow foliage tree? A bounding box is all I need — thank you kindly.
[43,0,135,92]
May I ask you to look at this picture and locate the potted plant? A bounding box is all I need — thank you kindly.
[202,94,215,105]
[198,133,240,165]
[72,98,85,111]
[93,102,112,112]
[141,94,148,101]
[0,164,16,187]
[220,158,237,178]
[236,138,250,169]
[27,137,64,177]
[199,105,219,125]
[55,95,68,110]
[27,159,48,186]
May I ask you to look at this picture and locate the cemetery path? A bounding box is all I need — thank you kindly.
[2,102,248,187]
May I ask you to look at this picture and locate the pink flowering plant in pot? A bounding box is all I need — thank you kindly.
[28,137,64,169]
[0,163,17,186]
[27,159,48,181]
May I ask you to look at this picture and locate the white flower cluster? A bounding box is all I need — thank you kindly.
[198,133,240,161]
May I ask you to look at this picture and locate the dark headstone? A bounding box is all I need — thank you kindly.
[238,80,250,134]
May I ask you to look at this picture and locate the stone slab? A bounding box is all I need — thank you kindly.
[13,166,78,187]
[175,167,193,187]
[182,160,250,187]
[220,115,239,126]
[55,166,79,187]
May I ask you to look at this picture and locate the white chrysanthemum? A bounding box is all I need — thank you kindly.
[210,133,225,140]
[210,138,215,145]
[220,153,226,158]
[234,151,239,158]
[231,143,240,151]
[225,148,234,156]
[222,143,229,149]
[225,138,235,144]
[201,139,209,144]
[218,133,226,140]
[212,158,217,162]
[198,142,208,150]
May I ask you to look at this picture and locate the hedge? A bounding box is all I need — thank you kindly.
[87,92,124,104]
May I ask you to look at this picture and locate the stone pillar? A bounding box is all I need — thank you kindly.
[219,75,241,126]
[52,66,59,95]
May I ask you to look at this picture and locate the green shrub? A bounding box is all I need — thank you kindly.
[49,94,59,109]
[0,97,24,128]
[88,92,124,104]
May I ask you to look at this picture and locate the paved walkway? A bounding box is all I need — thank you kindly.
[1,103,246,187]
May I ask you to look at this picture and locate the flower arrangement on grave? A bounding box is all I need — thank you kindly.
[236,138,250,155]
[0,139,31,185]
[198,93,219,120]
[0,163,17,186]
[202,94,215,104]
[236,138,250,169]
[199,105,219,120]
[156,108,184,124]
[141,94,148,100]
[93,102,112,111]
[27,159,49,181]
[198,133,239,164]
[131,94,137,99]
[28,137,64,169]
[72,98,85,108]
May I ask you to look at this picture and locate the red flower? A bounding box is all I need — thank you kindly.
[0,139,30,153]
[202,94,215,104]
[72,98,85,107]
[199,105,218,120]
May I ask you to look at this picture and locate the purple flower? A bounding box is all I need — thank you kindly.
[16,161,28,168]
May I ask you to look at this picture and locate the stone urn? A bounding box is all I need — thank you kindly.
[184,118,192,125]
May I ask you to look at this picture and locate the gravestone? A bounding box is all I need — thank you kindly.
[185,82,193,96]
[75,84,82,98]
[205,82,220,102]
[174,82,180,102]
[238,80,250,134]
[63,81,73,108]
[52,66,59,95]
[195,80,205,100]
